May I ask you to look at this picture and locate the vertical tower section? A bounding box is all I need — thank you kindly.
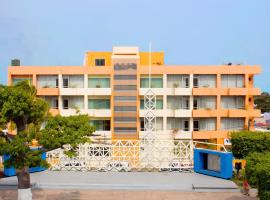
[111,47,140,140]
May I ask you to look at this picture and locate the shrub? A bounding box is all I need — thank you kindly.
[246,152,270,200]
[231,131,270,159]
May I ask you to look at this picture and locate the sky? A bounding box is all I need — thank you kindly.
[0,0,269,91]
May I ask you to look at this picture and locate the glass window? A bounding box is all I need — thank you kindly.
[114,75,137,80]
[193,120,199,131]
[140,99,163,109]
[63,77,69,88]
[88,77,110,88]
[63,99,69,109]
[184,120,189,131]
[114,96,137,102]
[114,85,136,91]
[88,99,110,109]
[114,117,137,122]
[114,127,137,133]
[95,59,105,66]
[114,106,136,112]
[12,77,32,85]
[140,77,163,88]
[90,120,110,131]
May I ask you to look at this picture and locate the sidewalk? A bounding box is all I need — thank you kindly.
[0,189,258,200]
[0,171,238,191]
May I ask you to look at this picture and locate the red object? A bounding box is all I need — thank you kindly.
[243,180,250,189]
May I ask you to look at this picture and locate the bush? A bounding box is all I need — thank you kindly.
[246,152,270,200]
[231,131,270,159]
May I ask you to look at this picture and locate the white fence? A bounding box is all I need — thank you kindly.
[46,140,194,172]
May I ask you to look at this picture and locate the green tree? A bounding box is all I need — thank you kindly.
[254,92,270,113]
[0,81,94,200]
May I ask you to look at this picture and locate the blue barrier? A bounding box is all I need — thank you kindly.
[3,148,47,177]
[194,148,233,179]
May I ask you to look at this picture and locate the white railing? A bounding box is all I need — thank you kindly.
[46,139,194,172]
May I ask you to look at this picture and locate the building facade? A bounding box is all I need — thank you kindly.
[8,46,261,146]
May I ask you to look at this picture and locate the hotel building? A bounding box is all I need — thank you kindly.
[7,46,261,146]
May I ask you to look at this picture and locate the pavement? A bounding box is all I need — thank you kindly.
[0,171,238,191]
[0,189,258,200]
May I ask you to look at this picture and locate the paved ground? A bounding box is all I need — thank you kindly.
[0,171,237,191]
[0,189,258,200]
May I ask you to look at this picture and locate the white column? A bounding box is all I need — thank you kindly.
[84,74,88,111]
[190,74,194,88]
[163,74,167,131]
[84,95,88,110]
[84,74,88,88]
[189,117,193,132]
[58,74,63,89]
[58,74,63,112]
[189,74,194,133]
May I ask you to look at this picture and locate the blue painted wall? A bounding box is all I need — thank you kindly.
[194,148,233,179]
[3,149,47,177]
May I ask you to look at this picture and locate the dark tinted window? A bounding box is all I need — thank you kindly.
[95,59,105,66]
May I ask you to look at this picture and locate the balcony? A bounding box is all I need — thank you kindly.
[86,109,111,117]
[166,109,192,117]
[91,131,112,140]
[60,88,86,96]
[166,88,192,96]
[193,130,229,140]
[192,88,219,95]
[248,109,261,117]
[248,88,261,96]
[140,88,164,96]
[139,109,164,117]
[192,109,219,117]
[60,109,111,117]
[173,130,192,139]
[59,88,112,96]
[37,88,59,96]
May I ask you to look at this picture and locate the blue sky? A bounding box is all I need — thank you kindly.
[0,0,269,91]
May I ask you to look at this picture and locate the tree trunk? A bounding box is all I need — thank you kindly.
[16,167,32,200]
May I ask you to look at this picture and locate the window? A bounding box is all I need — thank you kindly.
[167,96,189,110]
[221,75,244,88]
[193,120,199,131]
[184,120,189,131]
[221,118,244,130]
[114,63,136,70]
[140,77,163,88]
[63,77,69,88]
[114,85,136,91]
[140,98,163,109]
[12,77,32,85]
[56,78,59,88]
[114,75,137,80]
[114,127,137,133]
[114,106,136,112]
[88,77,110,88]
[193,76,199,88]
[63,99,69,109]
[183,76,189,88]
[221,96,244,109]
[193,99,199,109]
[90,120,110,131]
[114,117,137,123]
[37,75,58,88]
[88,99,110,109]
[114,96,137,102]
[95,59,105,66]
[53,98,59,109]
